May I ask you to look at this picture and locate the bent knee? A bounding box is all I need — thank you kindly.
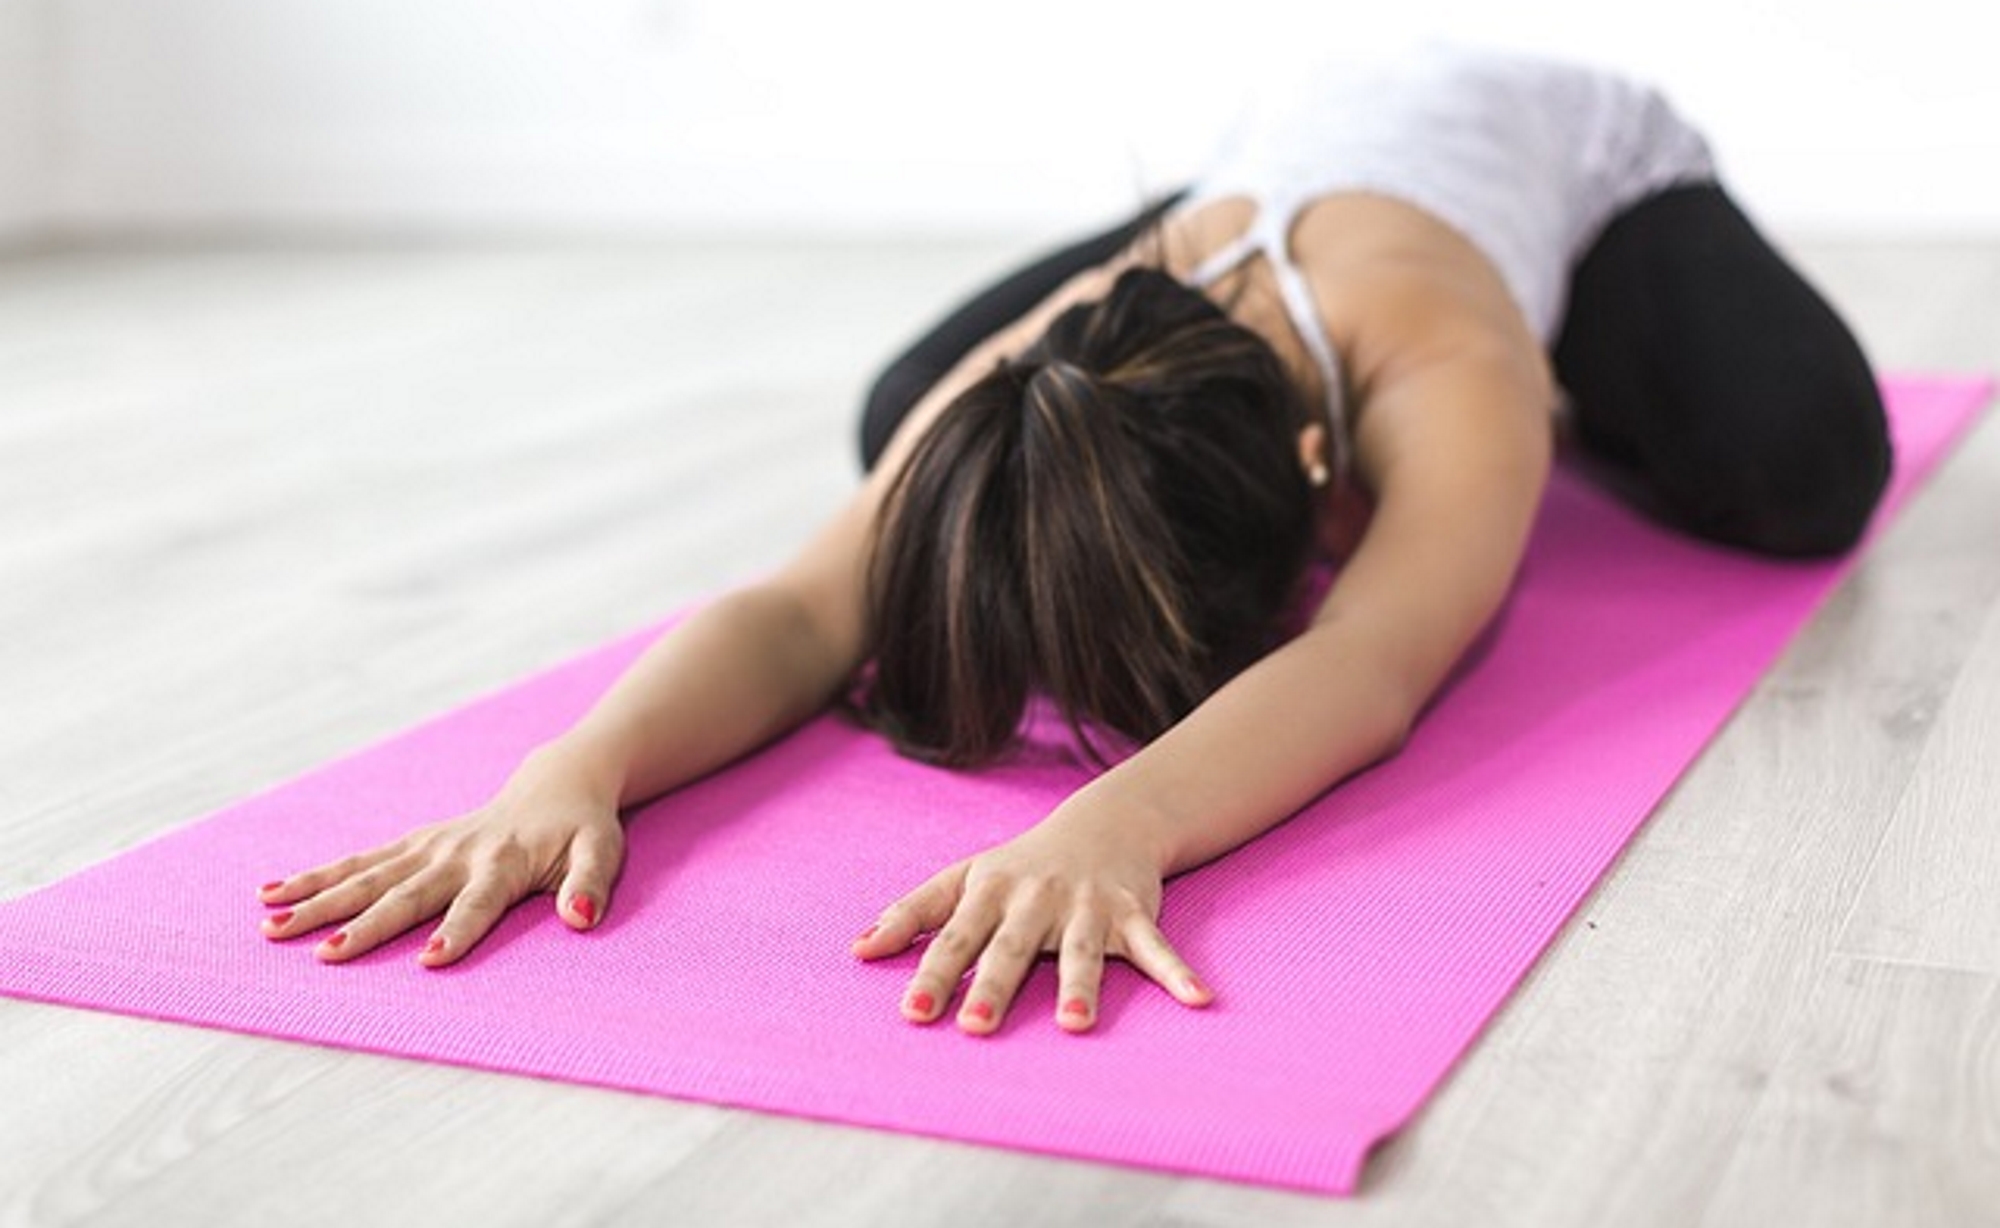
[1722,478,1884,557]
[1688,392,1893,557]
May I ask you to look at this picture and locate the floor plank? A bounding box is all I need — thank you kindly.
[1698,957,2000,1228]
[1839,584,2000,976]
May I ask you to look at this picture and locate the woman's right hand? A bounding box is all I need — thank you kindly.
[255,747,628,967]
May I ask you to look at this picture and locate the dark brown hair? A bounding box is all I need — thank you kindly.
[858,264,1318,767]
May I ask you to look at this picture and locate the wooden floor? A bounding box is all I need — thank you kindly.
[0,233,1995,1227]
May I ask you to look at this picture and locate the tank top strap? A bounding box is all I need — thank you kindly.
[1182,194,1354,480]
[1187,230,1262,289]
[1267,250,1353,480]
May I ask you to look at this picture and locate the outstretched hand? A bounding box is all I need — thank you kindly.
[850,803,1212,1034]
[255,755,625,965]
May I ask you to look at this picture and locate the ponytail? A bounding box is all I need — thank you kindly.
[860,266,1317,768]
[1016,358,1208,760]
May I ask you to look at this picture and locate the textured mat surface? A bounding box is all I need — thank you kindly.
[0,376,1989,1195]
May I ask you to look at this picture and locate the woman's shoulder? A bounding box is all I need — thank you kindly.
[1118,192,1538,425]
[1293,194,1546,382]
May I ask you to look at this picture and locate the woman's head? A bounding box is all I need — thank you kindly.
[860,265,1322,767]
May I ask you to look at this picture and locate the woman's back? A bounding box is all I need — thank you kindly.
[1176,43,1716,343]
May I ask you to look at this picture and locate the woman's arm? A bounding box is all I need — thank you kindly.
[855,327,1555,1032]
[1102,336,1554,874]
[543,512,876,808]
[258,506,881,966]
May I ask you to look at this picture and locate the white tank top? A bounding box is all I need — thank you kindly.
[1177,44,1716,474]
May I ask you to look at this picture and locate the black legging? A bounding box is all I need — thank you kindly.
[857,183,1892,558]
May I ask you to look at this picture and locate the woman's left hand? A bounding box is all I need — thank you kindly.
[850,804,1213,1034]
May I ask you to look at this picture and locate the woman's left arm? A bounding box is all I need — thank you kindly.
[853,336,1554,1034]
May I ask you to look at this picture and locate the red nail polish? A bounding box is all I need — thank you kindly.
[571,894,596,926]
[265,910,294,928]
[908,990,935,1016]
[423,935,446,957]
[1062,997,1091,1018]
[260,880,285,894]
[966,1001,995,1023]
[323,930,348,950]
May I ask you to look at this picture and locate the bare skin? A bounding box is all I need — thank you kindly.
[259,191,1555,1036]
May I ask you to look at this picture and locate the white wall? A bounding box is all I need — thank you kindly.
[27,0,2000,238]
[0,0,52,239]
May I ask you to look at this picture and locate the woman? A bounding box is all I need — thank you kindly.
[256,45,1891,1035]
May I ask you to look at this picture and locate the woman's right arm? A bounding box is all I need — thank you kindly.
[548,500,879,808]
[256,484,883,966]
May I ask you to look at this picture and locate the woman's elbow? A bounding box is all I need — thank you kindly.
[1354,688,1418,768]
[1374,706,1416,763]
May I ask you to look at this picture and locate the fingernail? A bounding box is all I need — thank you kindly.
[259,880,285,894]
[323,930,349,950]
[1061,997,1091,1018]
[1182,973,1210,998]
[907,990,935,1016]
[264,909,294,929]
[965,1000,995,1024]
[423,935,446,958]
[854,923,879,944]
[570,894,596,926]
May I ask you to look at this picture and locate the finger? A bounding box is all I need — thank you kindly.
[418,871,524,968]
[1115,914,1213,1008]
[957,913,1055,1035]
[261,853,424,944]
[1054,915,1110,1033]
[259,836,411,906]
[555,820,625,931]
[317,865,463,964]
[901,890,1002,1024]
[853,862,966,960]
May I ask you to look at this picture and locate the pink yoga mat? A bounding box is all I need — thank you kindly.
[0,376,1989,1195]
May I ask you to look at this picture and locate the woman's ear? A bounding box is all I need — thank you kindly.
[1298,423,1330,488]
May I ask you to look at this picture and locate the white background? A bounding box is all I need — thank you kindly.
[0,0,49,235]
[0,0,1996,242]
